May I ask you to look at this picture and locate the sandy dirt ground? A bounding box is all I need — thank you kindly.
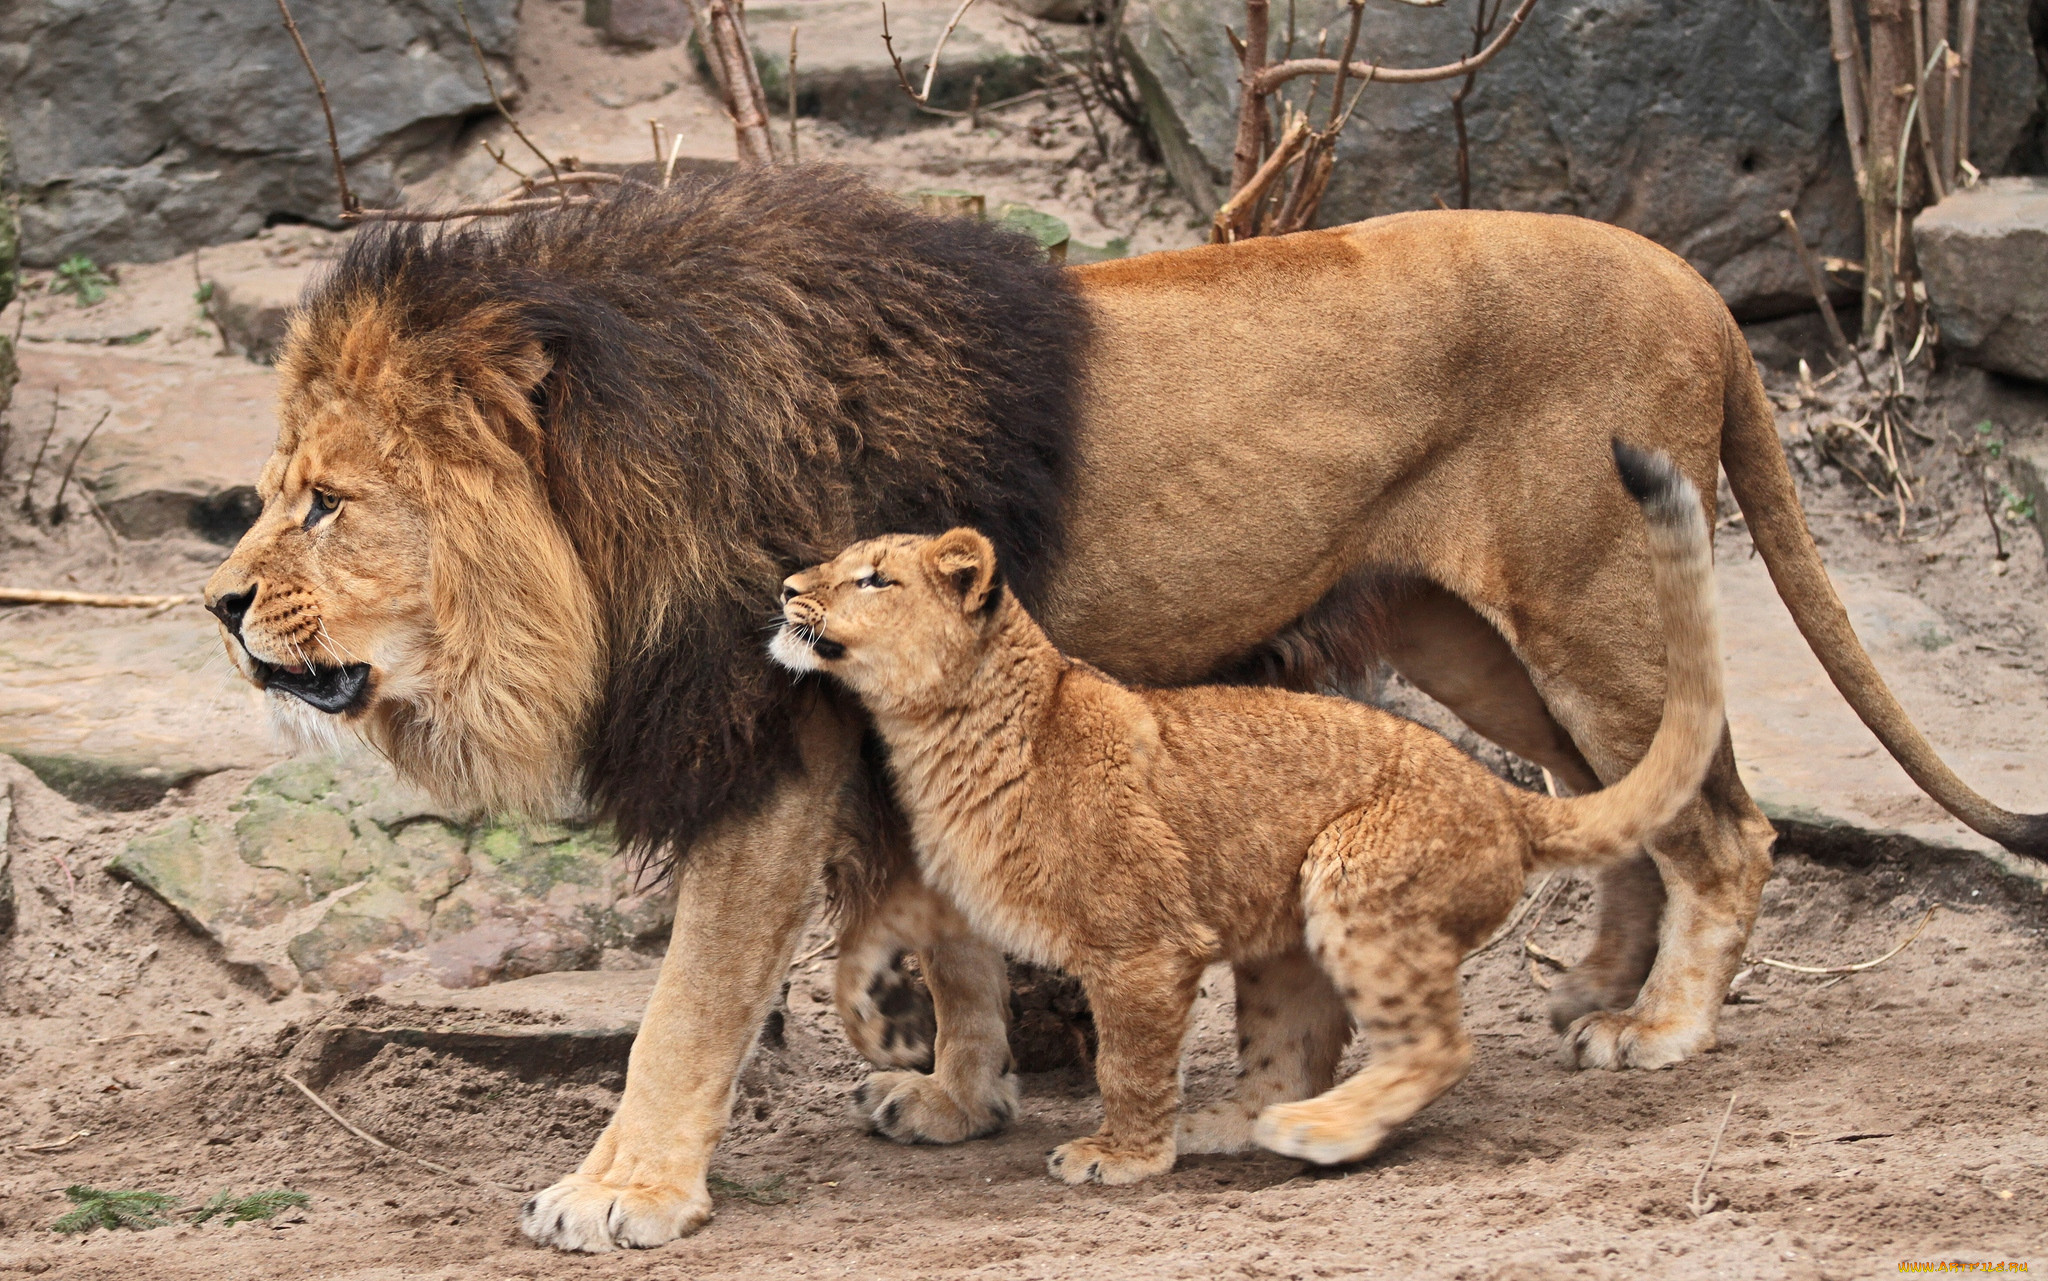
[4,7,2048,1278]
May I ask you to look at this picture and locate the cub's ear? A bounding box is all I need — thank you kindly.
[926,527,1003,616]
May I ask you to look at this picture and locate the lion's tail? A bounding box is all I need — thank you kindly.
[1715,317,2048,858]
[1520,442,1726,871]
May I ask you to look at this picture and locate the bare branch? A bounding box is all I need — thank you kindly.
[1778,210,1861,372]
[1253,0,1539,94]
[1827,0,1870,185]
[1213,113,1311,242]
[351,195,599,224]
[0,588,194,609]
[272,0,356,214]
[789,25,801,163]
[883,0,985,104]
[456,0,561,189]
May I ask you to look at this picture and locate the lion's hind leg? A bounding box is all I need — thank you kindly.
[1178,949,1348,1155]
[1254,809,1504,1166]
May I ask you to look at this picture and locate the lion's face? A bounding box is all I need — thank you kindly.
[205,405,435,742]
[202,303,603,816]
[770,528,1004,712]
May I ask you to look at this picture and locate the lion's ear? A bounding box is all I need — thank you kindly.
[926,528,1002,616]
[461,336,555,471]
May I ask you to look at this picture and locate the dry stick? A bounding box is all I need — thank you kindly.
[1467,872,1556,959]
[1212,114,1311,242]
[1229,0,1273,198]
[1252,0,1538,93]
[359,196,598,224]
[0,588,195,608]
[273,0,356,213]
[1907,0,1942,202]
[480,139,529,185]
[1778,210,1864,379]
[650,118,665,170]
[663,133,687,187]
[708,0,777,166]
[48,407,110,525]
[18,389,57,519]
[455,0,560,190]
[1452,0,1506,209]
[1689,1090,1738,1219]
[1954,0,1978,177]
[1827,0,1869,185]
[1925,0,1951,184]
[282,1072,520,1196]
[789,26,801,163]
[1750,905,1940,976]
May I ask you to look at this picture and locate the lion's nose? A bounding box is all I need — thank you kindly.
[780,582,801,605]
[207,584,257,636]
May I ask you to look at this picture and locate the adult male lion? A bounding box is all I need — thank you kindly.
[204,167,2044,1252]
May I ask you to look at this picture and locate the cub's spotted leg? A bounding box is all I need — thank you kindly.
[1178,949,1347,1155]
[840,874,1020,1143]
[1049,951,1205,1186]
[1255,812,1496,1166]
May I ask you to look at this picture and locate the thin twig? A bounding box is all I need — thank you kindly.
[14,1129,91,1155]
[1689,1090,1738,1218]
[49,408,110,525]
[456,0,560,189]
[352,196,598,224]
[792,937,836,967]
[789,25,801,163]
[1467,873,1556,959]
[272,0,355,213]
[1778,209,1862,377]
[18,389,57,519]
[1748,905,1939,976]
[282,1072,520,1195]
[0,588,196,608]
[1253,0,1539,93]
[885,0,985,104]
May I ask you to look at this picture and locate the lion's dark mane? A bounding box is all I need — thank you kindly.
[317,166,1086,872]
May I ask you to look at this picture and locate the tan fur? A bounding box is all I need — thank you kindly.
[772,478,1724,1178]
[206,304,601,816]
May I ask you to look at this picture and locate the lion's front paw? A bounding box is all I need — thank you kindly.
[1560,1009,1708,1071]
[1176,1103,1256,1155]
[519,1173,712,1253]
[855,1069,1019,1144]
[1046,1134,1174,1186]
[1547,964,1647,1032]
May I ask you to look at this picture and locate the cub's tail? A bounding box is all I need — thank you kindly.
[1522,441,1727,869]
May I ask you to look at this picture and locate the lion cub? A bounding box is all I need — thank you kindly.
[771,443,1724,1186]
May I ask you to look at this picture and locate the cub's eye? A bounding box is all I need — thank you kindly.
[855,570,891,590]
[303,489,341,531]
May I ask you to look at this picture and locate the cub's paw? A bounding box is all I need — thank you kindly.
[519,1173,712,1253]
[1176,1104,1256,1155]
[1253,1099,1385,1167]
[1559,1010,1706,1071]
[1046,1135,1174,1186]
[855,1069,1019,1144]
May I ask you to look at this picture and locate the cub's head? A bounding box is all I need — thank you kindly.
[203,293,602,816]
[770,528,1004,710]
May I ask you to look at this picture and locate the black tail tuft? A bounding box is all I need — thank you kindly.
[1610,438,1683,506]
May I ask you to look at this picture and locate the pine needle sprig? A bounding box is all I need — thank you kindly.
[190,1188,310,1226]
[50,1186,178,1233]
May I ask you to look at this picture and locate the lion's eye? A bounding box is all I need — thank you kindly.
[855,570,890,590]
[303,489,341,531]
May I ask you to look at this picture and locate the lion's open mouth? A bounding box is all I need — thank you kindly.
[252,656,372,714]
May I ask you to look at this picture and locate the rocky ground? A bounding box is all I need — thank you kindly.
[3,6,2048,1278]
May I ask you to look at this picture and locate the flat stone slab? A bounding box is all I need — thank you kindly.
[289,969,659,1086]
[13,347,278,541]
[110,757,672,995]
[0,606,284,808]
[1916,178,2048,384]
[1719,555,2048,882]
[734,0,1049,130]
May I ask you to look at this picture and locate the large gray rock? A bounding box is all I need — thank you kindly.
[0,0,519,267]
[111,757,674,995]
[1124,0,2043,318]
[1917,178,2048,384]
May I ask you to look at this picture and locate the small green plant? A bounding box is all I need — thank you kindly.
[190,1188,310,1226]
[50,1184,310,1234]
[1976,420,2004,460]
[2000,483,2037,524]
[50,255,113,307]
[707,1172,790,1205]
[51,1186,178,1233]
